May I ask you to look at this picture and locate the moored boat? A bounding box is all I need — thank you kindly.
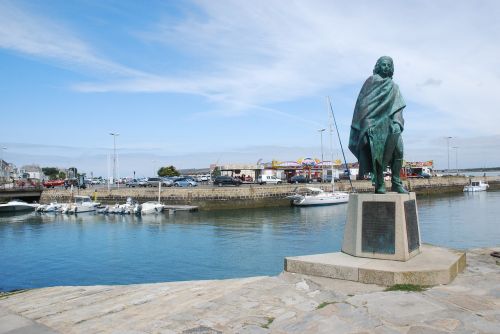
[463,180,489,192]
[141,201,164,214]
[286,187,349,206]
[0,200,39,213]
[66,195,100,214]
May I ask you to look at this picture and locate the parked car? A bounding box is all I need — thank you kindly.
[173,178,197,187]
[64,178,86,189]
[126,179,147,187]
[161,177,174,187]
[145,177,171,187]
[289,175,310,184]
[339,170,352,180]
[213,176,242,187]
[257,175,282,185]
[90,179,102,185]
[317,174,339,183]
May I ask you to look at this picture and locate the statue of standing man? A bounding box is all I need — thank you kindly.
[348,56,407,194]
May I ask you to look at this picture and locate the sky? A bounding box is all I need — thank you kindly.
[1,0,499,178]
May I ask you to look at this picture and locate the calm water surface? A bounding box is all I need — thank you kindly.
[1,191,499,291]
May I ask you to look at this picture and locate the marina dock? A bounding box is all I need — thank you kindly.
[36,175,500,210]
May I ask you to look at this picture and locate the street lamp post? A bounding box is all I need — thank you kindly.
[318,129,326,182]
[446,136,453,174]
[453,147,459,175]
[109,133,119,187]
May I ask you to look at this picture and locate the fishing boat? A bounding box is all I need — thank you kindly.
[64,195,100,214]
[42,202,62,213]
[463,180,489,192]
[287,187,349,206]
[105,198,141,214]
[0,200,39,213]
[141,201,164,214]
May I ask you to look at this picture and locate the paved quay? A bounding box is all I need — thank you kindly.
[1,247,499,334]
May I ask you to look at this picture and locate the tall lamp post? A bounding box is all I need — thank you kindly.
[446,136,453,174]
[318,128,326,182]
[109,133,119,187]
[452,146,459,175]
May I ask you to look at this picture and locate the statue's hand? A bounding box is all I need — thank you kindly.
[391,123,402,134]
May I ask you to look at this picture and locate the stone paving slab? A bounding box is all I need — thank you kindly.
[0,306,58,334]
[0,247,499,333]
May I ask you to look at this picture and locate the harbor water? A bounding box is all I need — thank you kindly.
[1,191,499,291]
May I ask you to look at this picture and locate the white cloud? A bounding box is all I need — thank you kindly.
[0,1,142,77]
[74,1,500,135]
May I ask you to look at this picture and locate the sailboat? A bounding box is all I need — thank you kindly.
[287,186,348,206]
[287,97,350,206]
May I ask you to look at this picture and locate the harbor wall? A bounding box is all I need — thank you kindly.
[39,176,500,210]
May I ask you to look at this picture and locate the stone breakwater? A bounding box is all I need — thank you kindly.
[0,247,498,333]
[40,176,500,210]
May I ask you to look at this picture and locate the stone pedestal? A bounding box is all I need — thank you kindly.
[342,192,421,261]
[284,244,465,286]
[284,192,466,285]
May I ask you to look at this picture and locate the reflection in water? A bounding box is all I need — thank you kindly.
[1,191,499,291]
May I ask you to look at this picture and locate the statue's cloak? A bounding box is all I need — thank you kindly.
[348,74,406,175]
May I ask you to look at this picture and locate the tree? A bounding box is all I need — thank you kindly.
[157,165,180,177]
[57,171,66,180]
[42,167,60,180]
[211,166,221,178]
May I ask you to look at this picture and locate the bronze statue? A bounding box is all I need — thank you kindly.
[348,56,407,194]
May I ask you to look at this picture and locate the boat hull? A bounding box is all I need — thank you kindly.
[0,204,36,213]
[0,201,38,213]
[292,194,349,206]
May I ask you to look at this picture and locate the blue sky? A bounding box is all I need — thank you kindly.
[1,0,499,178]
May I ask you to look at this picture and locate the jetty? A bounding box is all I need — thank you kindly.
[1,247,498,333]
[37,175,500,210]
[0,186,42,203]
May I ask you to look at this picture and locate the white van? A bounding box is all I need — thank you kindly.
[257,175,282,185]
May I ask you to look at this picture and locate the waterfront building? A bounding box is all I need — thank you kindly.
[19,164,43,180]
[211,159,359,183]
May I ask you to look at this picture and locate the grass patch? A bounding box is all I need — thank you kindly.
[261,317,275,329]
[316,301,337,309]
[385,284,427,292]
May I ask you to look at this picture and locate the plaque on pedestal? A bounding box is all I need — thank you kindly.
[342,192,421,261]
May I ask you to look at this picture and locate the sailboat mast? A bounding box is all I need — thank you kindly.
[327,98,335,191]
[327,96,355,192]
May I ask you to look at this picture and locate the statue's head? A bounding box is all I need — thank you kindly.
[373,56,394,78]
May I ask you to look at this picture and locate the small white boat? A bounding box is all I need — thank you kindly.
[0,200,39,213]
[43,202,63,213]
[66,195,100,214]
[463,180,489,192]
[141,201,164,214]
[35,202,62,212]
[104,198,140,214]
[287,187,349,206]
